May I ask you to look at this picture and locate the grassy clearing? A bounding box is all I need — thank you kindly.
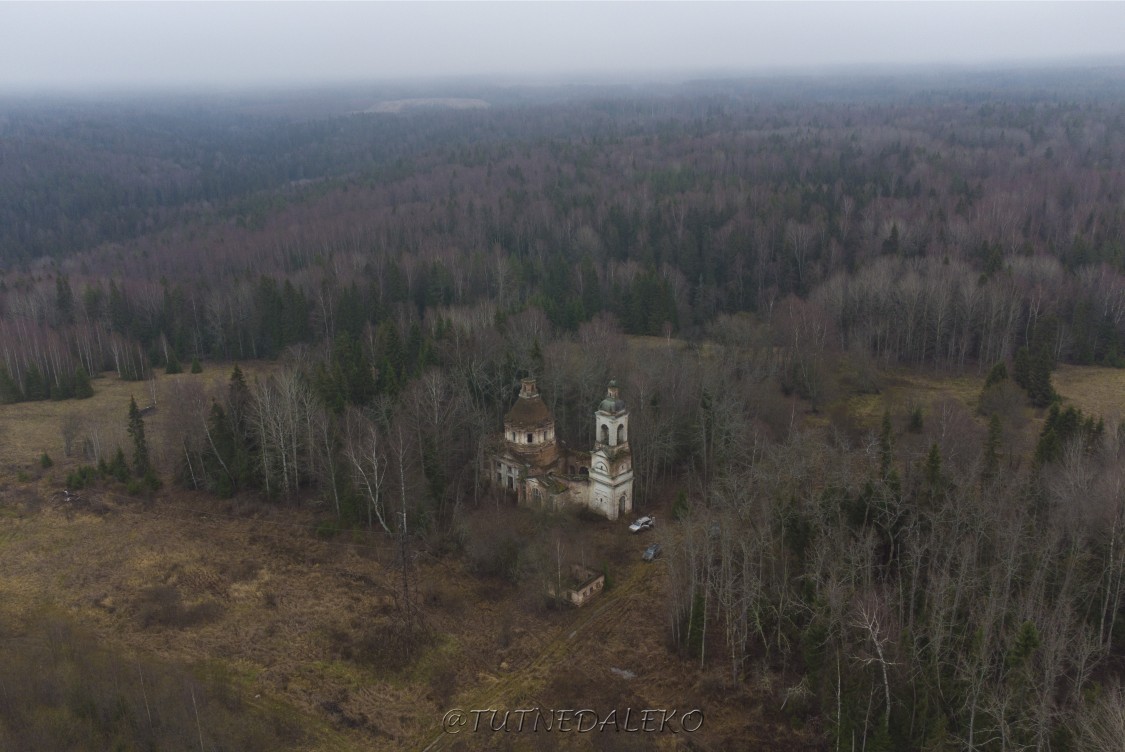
[1052,364,1125,424]
[0,363,229,472]
[0,462,711,749]
[0,361,282,483]
[854,363,1125,430]
[19,353,1100,748]
[838,367,988,430]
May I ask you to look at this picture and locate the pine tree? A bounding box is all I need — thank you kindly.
[165,349,182,375]
[190,357,203,374]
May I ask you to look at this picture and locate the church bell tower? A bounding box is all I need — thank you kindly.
[589,380,633,520]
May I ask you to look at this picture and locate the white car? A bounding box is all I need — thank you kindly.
[629,516,655,533]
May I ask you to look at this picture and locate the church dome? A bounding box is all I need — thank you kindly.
[597,380,626,414]
[505,378,553,428]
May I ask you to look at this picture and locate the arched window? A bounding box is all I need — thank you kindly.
[617,424,625,443]
[600,424,609,444]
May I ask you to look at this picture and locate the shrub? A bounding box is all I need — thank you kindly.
[467,529,524,584]
[108,447,130,483]
[315,519,342,539]
[0,611,304,751]
[133,585,223,629]
[672,490,690,520]
[40,452,53,468]
[351,620,433,673]
[907,405,924,433]
[66,465,100,490]
[978,380,1025,421]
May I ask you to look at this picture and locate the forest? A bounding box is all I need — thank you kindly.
[4,67,1125,749]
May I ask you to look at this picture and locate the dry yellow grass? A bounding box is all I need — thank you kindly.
[24,352,1087,749]
[1052,364,1125,424]
[841,363,1125,432]
[834,367,988,432]
[0,362,275,475]
[0,479,805,750]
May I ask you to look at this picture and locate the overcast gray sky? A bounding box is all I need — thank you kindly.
[2,2,1124,91]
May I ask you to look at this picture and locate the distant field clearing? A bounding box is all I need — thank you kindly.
[364,98,490,114]
[0,362,272,474]
[1052,364,1125,423]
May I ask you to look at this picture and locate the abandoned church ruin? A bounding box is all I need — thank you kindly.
[487,378,634,521]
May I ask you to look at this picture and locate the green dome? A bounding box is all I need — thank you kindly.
[598,380,626,414]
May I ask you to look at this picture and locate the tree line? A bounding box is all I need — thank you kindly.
[5,73,1125,404]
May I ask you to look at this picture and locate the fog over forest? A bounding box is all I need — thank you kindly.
[3,2,1125,90]
[7,4,1125,752]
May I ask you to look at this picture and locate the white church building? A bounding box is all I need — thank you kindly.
[487,377,634,521]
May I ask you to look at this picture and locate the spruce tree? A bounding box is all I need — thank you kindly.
[907,405,924,433]
[924,443,943,489]
[983,361,1008,388]
[127,396,151,478]
[879,411,894,479]
[203,402,239,497]
[1027,348,1056,407]
[226,366,255,488]
[73,366,94,399]
[580,256,601,319]
[982,414,1002,481]
[1013,346,1031,390]
[109,446,130,483]
[228,365,250,426]
[23,364,48,401]
[0,367,22,403]
[1034,404,1063,464]
[56,276,75,324]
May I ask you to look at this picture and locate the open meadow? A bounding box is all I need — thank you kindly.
[0,363,818,750]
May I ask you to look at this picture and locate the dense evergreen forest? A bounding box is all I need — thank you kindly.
[7,69,1125,749]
